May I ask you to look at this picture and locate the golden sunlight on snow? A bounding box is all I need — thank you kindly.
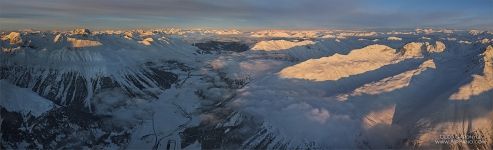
[337,60,436,101]
[1,32,23,45]
[251,40,315,51]
[67,37,103,48]
[426,41,446,53]
[401,42,426,58]
[278,44,402,81]
[387,36,402,41]
[450,45,493,100]
[400,41,446,58]
[138,37,154,46]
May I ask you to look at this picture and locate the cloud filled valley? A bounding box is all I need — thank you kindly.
[1,28,493,149]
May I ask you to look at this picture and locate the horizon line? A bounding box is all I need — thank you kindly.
[1,26,491,33]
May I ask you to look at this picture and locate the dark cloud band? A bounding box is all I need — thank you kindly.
[0,0,491,30]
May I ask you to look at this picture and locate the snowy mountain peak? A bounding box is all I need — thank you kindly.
[124,31,134,40]
[401,42,425,58]
[251,40,315,51]
[387,36,402,41]
[469,30,484,36]
[67,37,103,48]
[426,41,446,53]
[1,30,200,110]
[279,44,402,81]
[400,41,446,58]
[1,29,492,149]
[449,45,493,100]
[71,28,92,35]
[138,37,154,46]
[1,32,23,45]
[53,33,63,43]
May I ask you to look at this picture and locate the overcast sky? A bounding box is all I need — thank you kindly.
[0,0,492,30]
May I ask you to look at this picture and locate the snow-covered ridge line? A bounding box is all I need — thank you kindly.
[2,28,492,47]
[337,59,436,101]
[230,37,493,149]
[0,80,54,117]
[450,45,493,100]
[1,29,200,71]
[279,44,410,81]
[251,40,315,51]
[277,41,447,81]
[1,29,200,111]
[2,28,493,149]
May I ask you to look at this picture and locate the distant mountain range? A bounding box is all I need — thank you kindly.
[1,28,492,149]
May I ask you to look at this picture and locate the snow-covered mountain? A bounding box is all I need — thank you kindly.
[1,28,492,149]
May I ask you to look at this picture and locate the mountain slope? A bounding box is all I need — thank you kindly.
[450,45,493,100]
[0,80,54,117]
[1,30,199,111]
[251,40,315,51]
[278,44,415,81]
[1,29,492,149]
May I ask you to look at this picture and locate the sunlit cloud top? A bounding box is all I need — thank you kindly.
[0,0,492,30]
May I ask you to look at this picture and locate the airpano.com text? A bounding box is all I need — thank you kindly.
[435,134,487,144]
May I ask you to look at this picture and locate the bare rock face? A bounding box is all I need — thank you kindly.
[1,32,23,45]
[71,28,91,35]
